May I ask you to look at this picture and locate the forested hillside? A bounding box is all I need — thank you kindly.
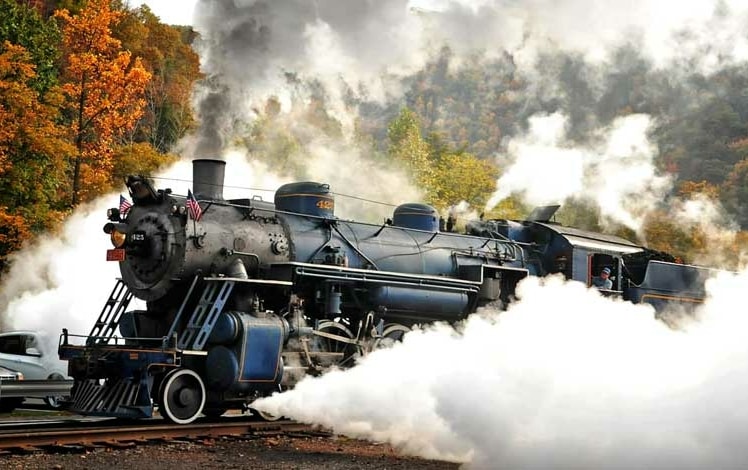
[1,0,747,273]
[0,0,199,271]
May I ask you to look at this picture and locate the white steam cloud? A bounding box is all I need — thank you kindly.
[0,198,120,365]
[256,270,748,469]
[487,112,671,230]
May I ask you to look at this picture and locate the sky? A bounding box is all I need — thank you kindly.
[136,0,198,25]
[135,0,438,26]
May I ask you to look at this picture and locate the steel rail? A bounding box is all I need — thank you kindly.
[0,419,313,451]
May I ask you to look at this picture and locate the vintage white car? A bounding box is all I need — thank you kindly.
[0,365,24,412]
[0,331,68,408]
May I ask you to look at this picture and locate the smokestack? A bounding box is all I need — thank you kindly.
[192,159,226,201]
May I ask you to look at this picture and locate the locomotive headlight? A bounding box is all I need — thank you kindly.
[103,222,128,248]
[110,229,127,248]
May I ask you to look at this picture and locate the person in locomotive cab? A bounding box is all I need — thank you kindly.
[592,267,613,290]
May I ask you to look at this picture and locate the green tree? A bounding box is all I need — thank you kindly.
[429,152,498,210]
[0,41,72,270]
[721,158,748,229]
[110,142,178,187]
[113,4,201,152]
[0,0,61,93]
[387,107,434,189]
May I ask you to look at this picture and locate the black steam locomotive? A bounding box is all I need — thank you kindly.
[58,159,713,423]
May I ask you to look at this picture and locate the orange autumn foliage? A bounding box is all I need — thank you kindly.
[0,206,31,271]
[56,0,151,205]
[0,41,71,267]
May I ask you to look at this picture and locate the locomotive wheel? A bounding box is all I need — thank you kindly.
[315,320,361,367]
[251,408,283,421]
[373,323,412,350]
[159,369,206,424]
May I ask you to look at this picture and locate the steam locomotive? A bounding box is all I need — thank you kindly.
[58,159,713,423]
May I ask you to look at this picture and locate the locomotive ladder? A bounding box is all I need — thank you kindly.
[87,279,134,345]
[177,279,236,351]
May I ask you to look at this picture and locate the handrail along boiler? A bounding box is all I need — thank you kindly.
[58,159,712,423]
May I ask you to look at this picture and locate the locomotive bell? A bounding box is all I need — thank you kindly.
[192,159,226,200]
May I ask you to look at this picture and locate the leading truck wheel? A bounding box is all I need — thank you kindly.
[159,369,206,424]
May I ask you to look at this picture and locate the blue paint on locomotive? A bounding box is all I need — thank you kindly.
[392,203,440,232]
[205,311,285,392]
[238,315,284,383]
[370,286,469,316]
[283,213,524,276]
[275,181,334,218]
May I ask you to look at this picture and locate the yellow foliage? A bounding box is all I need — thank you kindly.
[56,0,152,205]
[641,211,706,263]
[677,180,719,200]
[429,152,499,210]
[0,206,31,272]
[111,142,178,187]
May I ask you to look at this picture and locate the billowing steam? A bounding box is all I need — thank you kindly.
[255,270,748,469]
[190,0,425,152]
[188,0,748,234]
[0,198,120,355]
[486,113,671,231]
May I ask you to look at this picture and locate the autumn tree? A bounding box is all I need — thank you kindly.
[721,158,748,229]
[0,207,31,272]
[677,180,720,200]
[388,107,434,189]
[0,41,72,270]
[0,0,61,93]
[641,211,706,263]
[429,152,498,210]
[113,4,201,152]
[56,0,151,205]
[110,142,177,188]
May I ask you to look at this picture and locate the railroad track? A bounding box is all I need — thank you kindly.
[0,416,320,454]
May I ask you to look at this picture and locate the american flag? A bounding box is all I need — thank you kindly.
[187,189,202,221]
[119,194,132,216]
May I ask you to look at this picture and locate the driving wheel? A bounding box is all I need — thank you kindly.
[159,369,206,424]
[373,323,412,350]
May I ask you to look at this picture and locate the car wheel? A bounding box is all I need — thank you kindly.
[45,373,67,409]
[44,395,64,409]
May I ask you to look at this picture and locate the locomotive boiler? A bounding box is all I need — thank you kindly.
[58,159,714,423]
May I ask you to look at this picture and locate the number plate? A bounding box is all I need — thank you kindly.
[106,248,126,261]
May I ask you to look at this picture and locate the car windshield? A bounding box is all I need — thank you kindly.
[0,334,37,356]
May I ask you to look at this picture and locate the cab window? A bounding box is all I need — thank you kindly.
[589,253,620,290]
